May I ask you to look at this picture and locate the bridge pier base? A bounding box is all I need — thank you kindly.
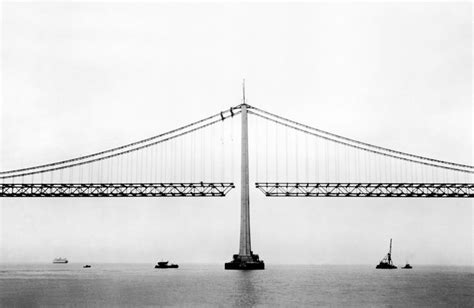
[224,252,264,270]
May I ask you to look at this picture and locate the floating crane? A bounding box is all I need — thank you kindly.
[376,239,397,269]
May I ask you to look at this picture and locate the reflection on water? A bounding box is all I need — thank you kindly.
[232,271,259,307]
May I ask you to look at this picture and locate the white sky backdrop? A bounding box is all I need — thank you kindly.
[0,1,472,265]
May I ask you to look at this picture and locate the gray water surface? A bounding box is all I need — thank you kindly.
[0,263,472,307]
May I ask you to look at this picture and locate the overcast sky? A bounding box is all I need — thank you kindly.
[0,2,472,265]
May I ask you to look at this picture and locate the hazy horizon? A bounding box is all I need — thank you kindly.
[1,262,472,266]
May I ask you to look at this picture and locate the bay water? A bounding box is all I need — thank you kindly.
[0,263,472,307]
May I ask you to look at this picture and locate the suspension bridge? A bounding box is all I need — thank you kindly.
[1,84,473,269]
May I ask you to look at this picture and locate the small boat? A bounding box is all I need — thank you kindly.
[53,257,68,264]
[155,261,178,269]
[402,263,412,269]
[376,239,397,269]
[83,265,91,268]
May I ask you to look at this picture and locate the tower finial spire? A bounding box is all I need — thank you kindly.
[242,79,246,104]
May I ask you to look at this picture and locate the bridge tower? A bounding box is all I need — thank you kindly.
[225,80,265,270]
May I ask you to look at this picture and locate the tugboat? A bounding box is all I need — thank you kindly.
[376,239,397,269]
[83,265,92,268]
[402,263,412,269]
[53,257,68,264]
[154,261,179,269]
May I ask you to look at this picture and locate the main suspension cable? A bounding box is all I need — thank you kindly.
[1,106,240,175]
[1,110,241,180]
[249,105,473,170]
[248,110,473,174]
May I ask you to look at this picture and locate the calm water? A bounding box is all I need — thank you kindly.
[0,263,472,307]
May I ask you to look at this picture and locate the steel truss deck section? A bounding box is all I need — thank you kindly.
[0,183,235,197]
[255,183,474,198]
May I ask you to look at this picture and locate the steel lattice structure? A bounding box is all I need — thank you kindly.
[255,183,474,198]
[0,183,235,197]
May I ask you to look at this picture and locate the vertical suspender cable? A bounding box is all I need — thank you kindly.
[164,142,168,182]
[295,129,298,181]
[431,164,435,183]
[275,121,278,181]
[156,146,159,183]
[231,116,234,181]
[181,134,184,183]
[399,156,403,183]
[192,132,195,182]
[140,147,144,183]
[265,118,268,183]
[170,140,173,182]
[210,125,214,182]
[170,139,173,182]
[333,142,337,183]
[255,116,259,182]
[222,119,225,182]
[305,133,308,182]
[346,145,349,183]
[285,124,289,181]
[314,135,318,182]
[377,153,381,183]
[173,138,176,182]
[147,146,151,183]
[325,138,329,182]
[159,142,163,182]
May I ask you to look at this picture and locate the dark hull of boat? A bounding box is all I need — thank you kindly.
[376,263,397,269]
[155,265,179,269]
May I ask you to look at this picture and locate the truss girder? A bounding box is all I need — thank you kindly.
[0,183,235,197]
[255,183,474,198]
